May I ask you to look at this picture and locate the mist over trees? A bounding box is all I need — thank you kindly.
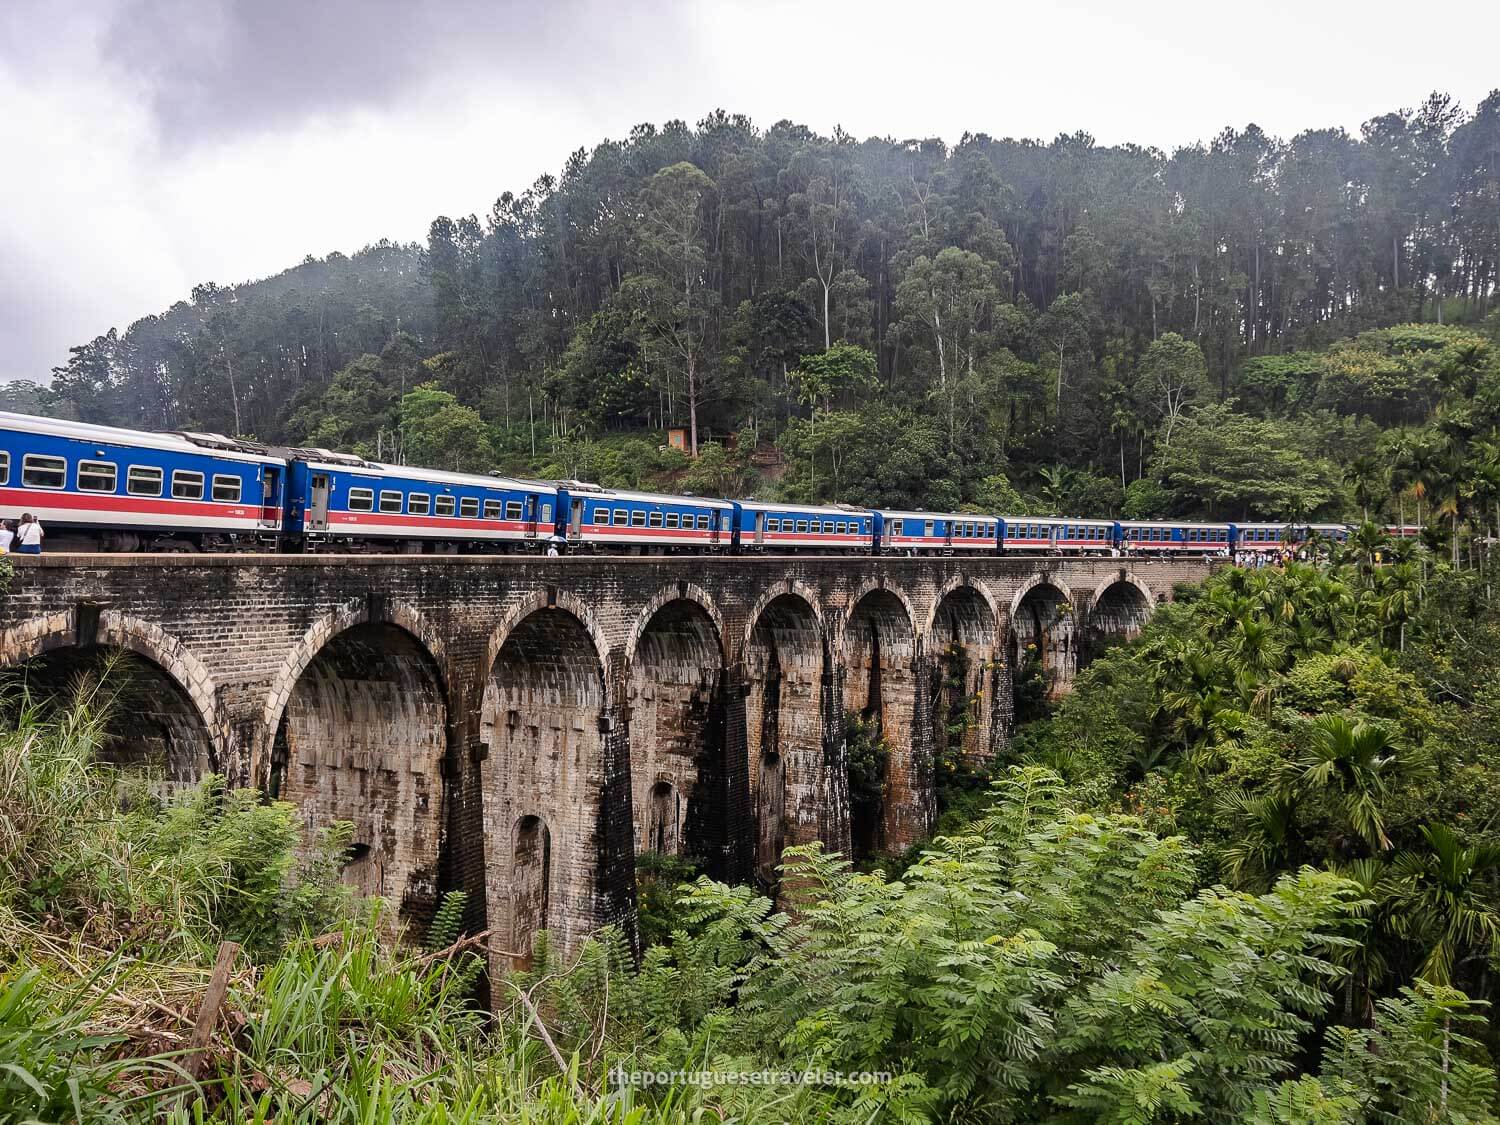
[34,93,1500,515]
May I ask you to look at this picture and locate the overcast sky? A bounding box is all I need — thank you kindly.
[2,0,1497,384]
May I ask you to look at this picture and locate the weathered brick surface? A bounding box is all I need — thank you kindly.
[0,554,1214,966]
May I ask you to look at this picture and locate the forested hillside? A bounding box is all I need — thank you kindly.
[23,93,1500,522]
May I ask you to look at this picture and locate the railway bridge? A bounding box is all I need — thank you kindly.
[0,553,1213,963]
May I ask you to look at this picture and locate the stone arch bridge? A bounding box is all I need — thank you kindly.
[0,553,1212,964]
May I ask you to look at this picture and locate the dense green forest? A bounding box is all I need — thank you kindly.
[15,92,1500,525]
[11,538,1500,1121]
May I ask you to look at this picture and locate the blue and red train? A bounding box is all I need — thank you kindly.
[0,411,1378,556]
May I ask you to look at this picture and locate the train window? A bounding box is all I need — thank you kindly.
[665,512,679,529]
[631,510,646,527]
[503,500,522,520]
[540,503,552,522]
[797,520,809,533]
[484,499,501,519]
[21,454,65,489]
[592,507,607,525]
[379,489,403,513]
[410,494,431,515]
[347,487,373,512]
[127,465,162,496]
[0,451,7,484]
[460,497,479,518]
[435,496,456,517]
[77,460,117,492]
[172,470,205,501]
[767,518,779,532]
[697,514,710,529]
[212,475,242,504]
[614,508,627,525]
[649,511,664,528]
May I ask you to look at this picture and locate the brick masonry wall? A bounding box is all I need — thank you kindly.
[0,553,1217,968]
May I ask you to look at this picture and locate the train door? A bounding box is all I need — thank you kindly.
[709,510,721,546]
[942,518,953,548]
[569,498,583,541]
[308,473,330,532]
[259,466,282,529]
[754,511,766,547]
[524,495,538,539]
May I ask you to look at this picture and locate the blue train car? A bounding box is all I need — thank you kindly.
[876,510,999,554]
[1230,523,1291,554]
[0,411,285,550]
[286,454,557,550]
[1119,520,1232,555]
[998,516,1062,553]
[1054,519,1116,554]
[733,501,874,552]
[558,483,732,551]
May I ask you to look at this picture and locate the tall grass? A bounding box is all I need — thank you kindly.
[0,675,729,1123]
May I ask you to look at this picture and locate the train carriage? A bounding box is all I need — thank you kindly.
[559,483,732,551]
[876,510,999,554]
[1053,519,1117,554]
[999,516,1064,553]
[1231,523,1293,553]
[288,456,556,550]
[1119,520,1232,555]
[734,501,874,552]
[0,411,285,550]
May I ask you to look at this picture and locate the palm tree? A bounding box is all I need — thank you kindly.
[1379,562,1422,652]
[1036,464,1073,513]
[1348,522,1391,589]
[1284,714,1404,852]
[1220,790,1299,891]
[1330,857,1395,1024]
[1389,823,1500,987]
[1344,455,1387,523]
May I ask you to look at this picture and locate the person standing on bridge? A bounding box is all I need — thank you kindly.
[14,513,43,555]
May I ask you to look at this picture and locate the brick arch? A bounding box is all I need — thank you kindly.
[738,580,827,662]
[624,583,727,668]
[922,576,1003,648]
[483,589,613,705]
[0,609,225,755]
[1009,573,1072,619]
[258,598,450,757]
[836,578,920,665]
[1086,571,1154,617]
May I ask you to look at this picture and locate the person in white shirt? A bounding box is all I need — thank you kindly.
[0,521,13,554]
[14,514,43,555]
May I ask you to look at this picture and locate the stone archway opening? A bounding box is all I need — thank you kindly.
[843,589,920,856]
[646,781,678,855]
[1086,579,1152,664]
[744,593,823,893]
[1011,581,1075,708]
[7,646,214,785]
[482,607,607,963]
[271,622,446,929]
[511,815,552,969]
[628,600,726,876]
[930,586,1002,785]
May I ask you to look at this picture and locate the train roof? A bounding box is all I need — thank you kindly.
[554,481,733,509]
[734,499,870,517]
[877,509,996,521]
[1117,519,1232,529]
[300,457,552,494]
[0,410,284,465]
